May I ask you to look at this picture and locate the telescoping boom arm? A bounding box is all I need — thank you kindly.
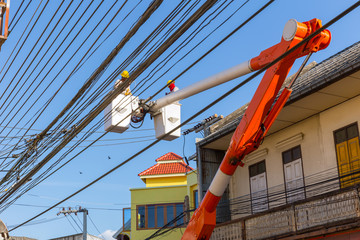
[182,18,331,240]
[150,60,253,113]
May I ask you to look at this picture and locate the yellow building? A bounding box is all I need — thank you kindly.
[115,152,198,240]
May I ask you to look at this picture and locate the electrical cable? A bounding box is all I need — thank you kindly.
[145,211,188,239]
[0,1,71,113]
[71,1,144,76]
[0,0,42,80]
[16,0,222,194]
[0,0,49,84]
[146,169,360,237]
[49,0,194,134]
[42,0,235,156]
[0,0,272,212]
[8,1,359,231]
[69,214,82,233]
[0,0,101,148]
[2,2,208,198]
[3,1,168,201]
[41,0,258,171]
[2,0,219,214]
[31,0,243,164]
[8,0,29,30]
[0,0,111,180]
[88,214,105,239]
[65,215,80,233]
[7,216,65,229]
[0,0,88,128]
[3,0,151,154]
[0,0,77,118]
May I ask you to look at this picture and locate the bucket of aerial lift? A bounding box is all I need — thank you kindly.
[153,102,181,141]
[0,219,9,240]
[104,93,138,133]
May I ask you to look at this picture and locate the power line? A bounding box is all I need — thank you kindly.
[8,0,359,232]
[69,214,82,233]
[7,216,65,229]
[19,0,225,199]
[0,0,99,151]
[88,214,105,239]
[0,0,44,80]
[0,0,114,185]
[2,1,202,205]
[0,0,167,204]
[8,0,28,30]
[65,215,80,234]
[0,0,49,85]
[0,1,72,115]
[3,0,220,218]
[1,0,266,221]
[0,0,103,150]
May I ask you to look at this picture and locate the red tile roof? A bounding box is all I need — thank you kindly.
[138,161,193,176]
[138,152,193,176]
[155,152,183,162]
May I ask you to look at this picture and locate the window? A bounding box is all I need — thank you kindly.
[193,189,199,209]
[282,146,305,203]
[334,123,360,188]
[166,205,174,227]
[157,206,164,228]
[137,206,145,229]
[136,203,185,230]
[249,160,268,214]
[176,204,184,226]
[122,208,131,231]
[147,205,155,228]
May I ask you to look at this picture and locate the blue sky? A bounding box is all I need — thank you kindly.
[0,0,359,239]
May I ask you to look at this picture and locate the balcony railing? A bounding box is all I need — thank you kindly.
[210,188,360,240]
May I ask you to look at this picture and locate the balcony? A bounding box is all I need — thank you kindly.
[210,187,360,240]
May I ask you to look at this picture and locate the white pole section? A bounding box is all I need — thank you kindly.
[151,60,253,112]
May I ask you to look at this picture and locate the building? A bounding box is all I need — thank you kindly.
[114,152,198,240]
[193,41,360,239]
[49,233,103,240]
[10,237,37,240]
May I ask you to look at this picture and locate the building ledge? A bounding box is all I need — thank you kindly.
[130,184,187,191]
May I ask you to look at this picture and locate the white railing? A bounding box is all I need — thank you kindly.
[210,221,242,240]
[245,207,294,240]
[210,189,360,240]
[295,189,360,230]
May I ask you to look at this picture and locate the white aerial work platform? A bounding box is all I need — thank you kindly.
[153,102,181,141]
[104,93,138,133]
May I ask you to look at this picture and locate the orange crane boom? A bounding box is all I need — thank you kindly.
[182,18,331,240]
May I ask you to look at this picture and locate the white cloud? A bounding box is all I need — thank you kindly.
[99,230,116,240]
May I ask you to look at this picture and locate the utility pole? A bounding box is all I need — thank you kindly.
[57,207,88,240]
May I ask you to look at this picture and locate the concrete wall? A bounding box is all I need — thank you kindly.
[229,95,360,220]
[145,175,187,187]
[186,171,198,210]
[49,234,102,240]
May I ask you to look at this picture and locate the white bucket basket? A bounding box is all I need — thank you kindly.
[153,102,181,141]
[104,94,138,133]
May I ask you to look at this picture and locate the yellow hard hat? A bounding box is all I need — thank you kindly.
[167,80,174,85]
[121,70,129,78]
